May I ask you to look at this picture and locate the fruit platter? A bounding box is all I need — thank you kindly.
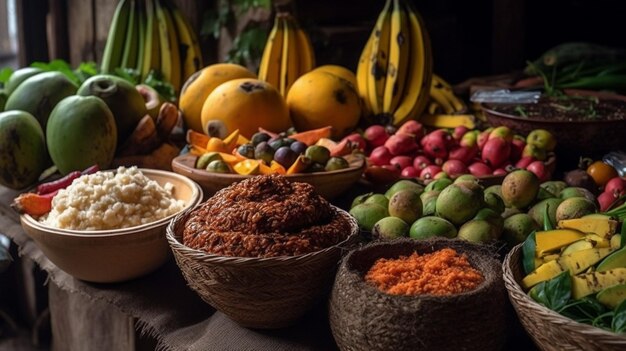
[1,0,626,349]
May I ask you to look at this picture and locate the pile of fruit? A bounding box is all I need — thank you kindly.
[564,159,625,211]
[361,119,556,184]
[520,213,626,333]
[187,126,357,175]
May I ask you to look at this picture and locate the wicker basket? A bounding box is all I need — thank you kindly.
[329,238,507,351]
[166,206,359,329]
[503,244,626,351]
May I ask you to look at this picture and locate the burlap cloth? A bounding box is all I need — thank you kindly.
[0,187,337,351]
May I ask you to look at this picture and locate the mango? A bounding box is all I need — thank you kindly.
[77,75,147,146]
[435,181,483,226]
[409,216,456,240]
[372,217,409,240]
[558,216,618,239]
[385,179,424,198]
[597,283,626,309]
[597,246,626,273]
[522,260,564,289]
[349,203,388,232]
[457,219,499,243]
[0,111,49,189]
[501,170,539,209]
[558,247,613,275]
[555,197,597,222]
[572,268,626,299]
[4,71,77,129]
[535,229,585,256]
[388,189,422,224]
[502,213,538,248]
[46,96,117,175]
[4,67,44,96]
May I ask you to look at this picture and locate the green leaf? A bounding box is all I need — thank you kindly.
[31,59,81,85]
[143,69,176,102]
[612,299,626,333]
[522,230,537,275]
[0,67,14,86]
[113,67,140,85]
[543,203,554,231]
[534,270,571,311]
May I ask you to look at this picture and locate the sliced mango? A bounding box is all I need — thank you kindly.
[206,137,229,153]
[522,260,565,289]
[557,247,613,275]
[286,155,311,175]
[186,129,210,148]
[223,129,240,151]
[584,234,611,248]
[291,126,333,146]
[542,254,560,263]
[236,134,250,146]
[218,152,246,166]
[270,161,286,175]
[315,137,337,150]
[189,144,208,156]
[572,268,626,299]
[233,159,261,175]
[558,217,618,239]
[611,234,621,250]
[258,162,273,175]
[535,229,586,257]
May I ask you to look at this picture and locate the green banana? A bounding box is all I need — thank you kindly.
[141,0,160,80]
[135,1,147,74]
[121,0,139,69]
[101,0,131,73]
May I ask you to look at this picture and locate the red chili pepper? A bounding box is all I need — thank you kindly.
[81,164,100,175]
[36,171,82,195]
[11,190,58,216]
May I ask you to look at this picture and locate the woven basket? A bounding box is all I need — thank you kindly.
[166,206,359,329]
[329,238,507,351]
[503,244,626,351]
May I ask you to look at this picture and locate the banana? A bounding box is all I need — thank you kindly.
[155,0,181,92]
[431,74,466,112]
[135,1,146,73]
[356,32,373,113]
[429,88,455,114]
[366,0,392,115]
[121,0,138,69]
[168,4,202,80]
[392,2,433,125]
[141,0,160,80]
[427,101,441,115]
[294,20,315,76]
[280,15,298,96]
[383,0,409,114]
[258,15,285,90]
[101,0,131,73]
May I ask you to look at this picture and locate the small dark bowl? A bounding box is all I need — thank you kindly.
[482,103,626,159]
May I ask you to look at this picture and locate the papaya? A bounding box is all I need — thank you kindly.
[0,110,49,189]
[77,75,146,146]
[4,71,77,129]
[286,70,361,139]
[313,65,358,88]
[46,96,117,175]
[135,84,163,120]
[4,67,44,96]
[200,78,291,139]
[180,63,256,132]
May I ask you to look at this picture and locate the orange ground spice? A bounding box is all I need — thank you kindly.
[364,248,484,296]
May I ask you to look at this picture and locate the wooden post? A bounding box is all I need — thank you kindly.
[15,0,50,65]
[47,0,70,61]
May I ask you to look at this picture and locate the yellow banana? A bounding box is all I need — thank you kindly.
[383,0,409,114]
[431,74,465,112]
[366,0,392,115]
[141,0,160,80]
[280,15,298,96]
[356,34,373,113]
[429,88,455,114]
[427,101,441,115]
[258,15,284,90]
[101,0,131,73]
[294,20,315,76]
[168,3,201,81]
[392,2,432,125]
[432,73,452,90]
[121,0,138,69]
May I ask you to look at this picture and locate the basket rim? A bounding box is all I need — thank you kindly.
[166,205,359,264]
[503,243,626,341]
[340,237,503,301]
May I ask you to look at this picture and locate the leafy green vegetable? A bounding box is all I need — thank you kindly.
[31,59,98,86]
[612,300,626,333]
[0,67,13,86]
[560,297,608,325]
[531,270,571,311]
[522,231,537,275]
[543,203,554,231]
[226,26,267,65]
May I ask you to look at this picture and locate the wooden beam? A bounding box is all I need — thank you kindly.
[47,0,70,61]
[15,0,50,65]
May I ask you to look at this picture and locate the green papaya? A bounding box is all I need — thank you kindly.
[4,71,77,129]
[77,75,147,146]
[0,110,49,189]
[46,96,117,175]
[5,67,44,96]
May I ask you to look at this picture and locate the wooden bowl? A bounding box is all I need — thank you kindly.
[482,103,626,158]
[20,169,203,283]
[171,153,366,200]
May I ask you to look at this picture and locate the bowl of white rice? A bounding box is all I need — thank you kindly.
[20,167,203,283]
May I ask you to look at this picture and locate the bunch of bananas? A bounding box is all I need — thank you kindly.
[357,0,433,126]
[258,13,315,97]
[427,74,466,114]
[100,0,202,93]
